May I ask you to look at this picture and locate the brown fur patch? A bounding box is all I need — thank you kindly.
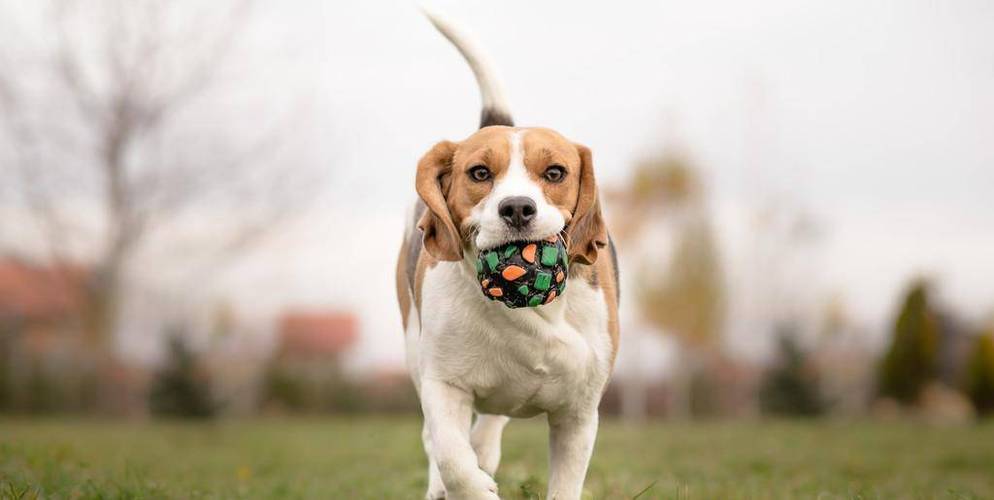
[568,235,621,366]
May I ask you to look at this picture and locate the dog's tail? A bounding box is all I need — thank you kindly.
[421,7,514,129]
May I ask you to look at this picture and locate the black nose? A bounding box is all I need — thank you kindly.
[498,196,537,230]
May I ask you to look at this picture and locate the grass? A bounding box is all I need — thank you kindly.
[1,417,993,499]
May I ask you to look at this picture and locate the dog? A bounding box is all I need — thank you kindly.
[395,10,619,500]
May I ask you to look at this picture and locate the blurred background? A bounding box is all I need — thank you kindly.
[1,0,993,439]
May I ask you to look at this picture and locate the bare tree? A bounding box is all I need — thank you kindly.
[0,0,317,408]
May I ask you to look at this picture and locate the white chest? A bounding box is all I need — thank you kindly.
[413,261,613,416]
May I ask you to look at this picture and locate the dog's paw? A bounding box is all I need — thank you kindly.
[446,470,499,500]
[446,490,499,500]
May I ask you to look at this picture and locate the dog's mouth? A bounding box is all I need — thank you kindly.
[472,226,567,253]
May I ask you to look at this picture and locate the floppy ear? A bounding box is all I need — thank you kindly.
[416,140,463,261]
[566,144,608,265]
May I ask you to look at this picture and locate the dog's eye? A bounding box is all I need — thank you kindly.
[543,165,566,183]
[468,165,492,182]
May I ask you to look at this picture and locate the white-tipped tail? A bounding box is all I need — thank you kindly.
[421,6,513,128]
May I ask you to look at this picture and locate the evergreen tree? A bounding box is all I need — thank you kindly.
[877,281,939,404]
[149,329,215,418]
[964,330,994,416]
[759,329,825,417]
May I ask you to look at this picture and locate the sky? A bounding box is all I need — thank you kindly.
[3,0,993,370]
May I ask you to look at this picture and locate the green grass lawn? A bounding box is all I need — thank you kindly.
[1,417,993,499]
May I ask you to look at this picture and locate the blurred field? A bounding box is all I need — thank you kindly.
[1,417,993,499]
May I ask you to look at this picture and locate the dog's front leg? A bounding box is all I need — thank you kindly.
[546,408,599,500]
[421,378,499,500]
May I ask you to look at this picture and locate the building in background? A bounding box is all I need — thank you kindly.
[276,311,358,362]
[261,310,360,413]
[0,259,88,411]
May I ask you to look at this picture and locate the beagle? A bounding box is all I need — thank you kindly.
[395,10,619,500]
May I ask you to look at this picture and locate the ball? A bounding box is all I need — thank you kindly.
[475,234,568,308]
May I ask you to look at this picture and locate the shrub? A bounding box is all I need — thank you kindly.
[964,330,994,416]
[878,281,939,404]
[148,331,216,418]
[759,330,825,417]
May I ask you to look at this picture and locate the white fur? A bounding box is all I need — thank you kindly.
[471,130,567,251]
[407,251,612,499]
[420,7,511,120]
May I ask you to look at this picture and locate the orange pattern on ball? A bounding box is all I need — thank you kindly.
[501,265,527,281]
[522,244,537,263]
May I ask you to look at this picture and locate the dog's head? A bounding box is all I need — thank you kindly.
[416,126,607,266]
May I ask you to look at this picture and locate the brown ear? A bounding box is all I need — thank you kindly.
[566,144,608,265]
[416,140,463,261]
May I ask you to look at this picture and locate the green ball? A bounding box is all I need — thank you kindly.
[476,235,568,308]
